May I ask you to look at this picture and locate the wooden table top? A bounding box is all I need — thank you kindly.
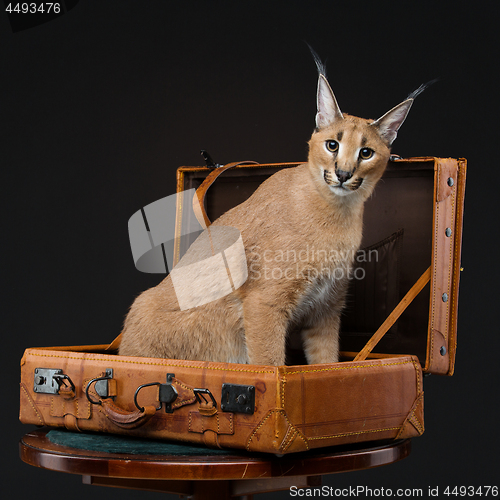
[20,427,411,481]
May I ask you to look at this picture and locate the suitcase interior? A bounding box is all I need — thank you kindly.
[176,158,464,373]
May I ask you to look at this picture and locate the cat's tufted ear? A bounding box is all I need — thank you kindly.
[371,99,413,146]
[371,79,437,146]
[316,74,344,129]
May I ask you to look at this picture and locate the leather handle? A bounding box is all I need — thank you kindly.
[100,399,157,429]
[354,266,431,362]
[193,161,259,228]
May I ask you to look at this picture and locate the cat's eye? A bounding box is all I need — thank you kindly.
[326,140,339,153]
[359,148,374,160]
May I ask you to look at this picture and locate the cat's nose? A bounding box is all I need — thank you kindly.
[335,169,353,184]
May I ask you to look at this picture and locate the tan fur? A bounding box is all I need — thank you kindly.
[119,71,415,365]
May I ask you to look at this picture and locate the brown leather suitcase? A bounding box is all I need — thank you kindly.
[19,156,466,454]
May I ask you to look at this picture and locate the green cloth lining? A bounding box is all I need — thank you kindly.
[47,429,239,456]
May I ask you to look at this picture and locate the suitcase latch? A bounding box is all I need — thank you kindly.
[221,384,255,415]
[159,373,178,413]
[34,368,75,395]
[134,373,179,414]
[200,149,223,169]
[85,369,116,403]
[94,369,115,398]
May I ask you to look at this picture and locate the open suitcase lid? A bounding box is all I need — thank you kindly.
[174,157,466,376]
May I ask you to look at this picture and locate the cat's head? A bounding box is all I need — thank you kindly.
[308,62,423,203]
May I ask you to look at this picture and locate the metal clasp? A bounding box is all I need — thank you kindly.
[34,368,75,395]
[200,150,223,169]
[85,369,114,405]
[133,373,178,413]
[194,388,217,408]
[221,383,255,414]
[134,382,163,412]
[53,373,75,393]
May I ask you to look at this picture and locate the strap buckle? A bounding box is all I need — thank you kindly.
[194,388,217,409]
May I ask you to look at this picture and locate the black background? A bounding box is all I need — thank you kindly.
[2,1,499,498]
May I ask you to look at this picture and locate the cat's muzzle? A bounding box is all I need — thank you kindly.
[324,169,363,192]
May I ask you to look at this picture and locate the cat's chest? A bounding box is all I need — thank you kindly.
[303,277,336,307]
[293,266,349,322]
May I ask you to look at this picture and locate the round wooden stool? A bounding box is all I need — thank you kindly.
[20,428,411,499]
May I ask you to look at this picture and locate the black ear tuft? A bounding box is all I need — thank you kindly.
[306,43,327,77]
[407,78,439,100]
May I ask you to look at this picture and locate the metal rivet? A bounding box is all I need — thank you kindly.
[447,177,454,187]
[442,293,448,302]
[445,228,452,237]
[440,346,447,356]
[236,394,247,405]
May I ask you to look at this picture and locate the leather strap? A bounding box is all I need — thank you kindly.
[105,333,122,351]
[203,430,222,449]
[354,266,431,362]
[59,385,76,399]
[64,414,81,432]
[100,399,157,429]
[193,161,259,228]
